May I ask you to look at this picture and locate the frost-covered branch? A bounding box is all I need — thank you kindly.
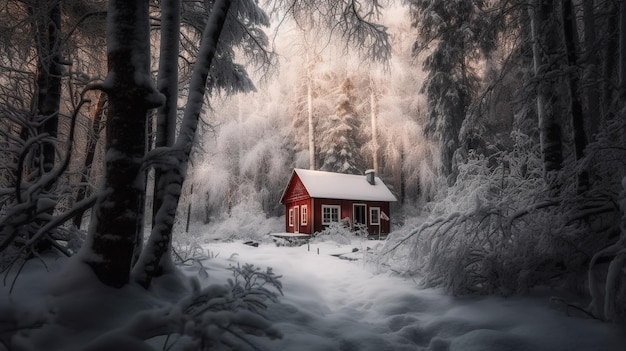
[273,0,391,62]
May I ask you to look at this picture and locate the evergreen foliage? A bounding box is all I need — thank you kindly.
[407,0,489,182]
[319,78,366,174]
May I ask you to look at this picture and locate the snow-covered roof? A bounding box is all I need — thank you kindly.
[292,169,397,202]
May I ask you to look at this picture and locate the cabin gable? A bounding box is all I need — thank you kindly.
[281,174,312,234]
[281,173,310,204]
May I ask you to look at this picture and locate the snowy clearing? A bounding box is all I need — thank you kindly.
[189,240,626,351]
[2,239,625,351]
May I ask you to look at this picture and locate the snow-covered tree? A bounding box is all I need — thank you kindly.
[375,0,626,322]
[81,0,162,287]
[528,0,565,190]
[192,90,292,223]
[289,55,336,170]
[408,0,489,183]
[279,0,391,171]
[318,77,366,174]
[0,0,107,258]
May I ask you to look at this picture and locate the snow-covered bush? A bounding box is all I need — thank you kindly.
[376,142,555,295]
[167,263,283,350]
[172,234,212,265]
[377,122,625,305]
[189,201,283,243]
[311,221,368,245]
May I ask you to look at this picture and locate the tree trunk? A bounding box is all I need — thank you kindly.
[621,0,626,145]
[133,0,232,289]
[400,145,406,204]
[307,54,315,170]
[529,0,564,188]
[370,76,379,174]
[34,0,62,177]
[601,1,618,112]
[618,0,626,98]
[563,0,589,192]
[582,0,602,136]
[153,0,181,227]
[83,0,161,288]
[73,92,106,229]
[27,0,62,251]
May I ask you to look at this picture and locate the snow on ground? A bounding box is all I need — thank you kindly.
[2,238,625,350]
[192,239,626,351]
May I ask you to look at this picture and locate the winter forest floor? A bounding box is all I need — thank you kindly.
[2,237,625,351]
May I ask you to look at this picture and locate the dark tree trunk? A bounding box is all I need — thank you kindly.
[618,0,626,95]
[582,0,602,136]
[563,0,589,192]
[601,1,618,110]
[38,0,62,177]
[152,0,181,228]
[73,92,106,229]
[83,0,161,288]
[529,0,564,189]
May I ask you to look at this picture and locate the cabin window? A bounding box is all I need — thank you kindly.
[322,205,340,225]
[289,208,294,227]
[301,205,308,225]
[370,207,381,225]
[353,204,366,225]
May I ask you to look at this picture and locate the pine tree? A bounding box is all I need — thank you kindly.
[319,77,365,174]
[408,0,486,183]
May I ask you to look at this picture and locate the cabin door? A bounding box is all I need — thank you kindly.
[353,204,366,229]
[294,206,300,233]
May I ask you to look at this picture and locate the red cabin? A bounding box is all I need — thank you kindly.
[279,169,397,236]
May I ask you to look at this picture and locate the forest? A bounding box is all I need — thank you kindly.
[0,0,625,349]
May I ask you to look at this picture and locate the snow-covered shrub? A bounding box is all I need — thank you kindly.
[378,114,626,316]
[172,234,212,265]
[311,221,368,245]
[375,127,617,298]
[376,139,554,295]
[189,201,283,242]
[169,263,283,350]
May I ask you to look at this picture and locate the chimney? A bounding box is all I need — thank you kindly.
[365,169,376,185]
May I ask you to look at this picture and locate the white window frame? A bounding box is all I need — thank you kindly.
[370,207,381,225]
[301,205,308,225]
[321,205,341,225]
[288,208,294,227]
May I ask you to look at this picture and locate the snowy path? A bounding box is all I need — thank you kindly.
[198,241,626,351]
